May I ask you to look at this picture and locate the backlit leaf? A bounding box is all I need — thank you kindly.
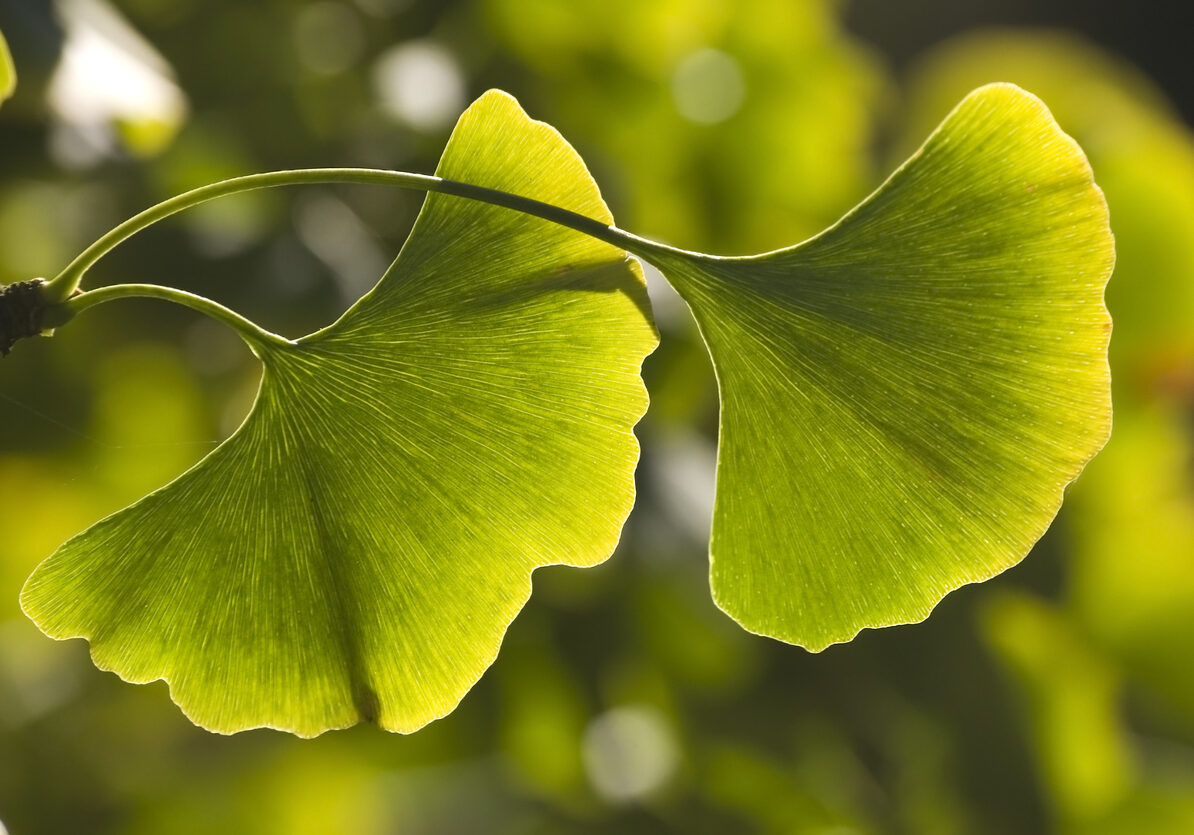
[21,90,657,735]
[641,83,1112,650]
[0,29,14,106]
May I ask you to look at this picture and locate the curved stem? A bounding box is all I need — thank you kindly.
[43,168,689,304]
[65,284,292,356]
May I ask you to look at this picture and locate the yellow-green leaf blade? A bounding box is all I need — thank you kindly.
[651,83,1112,650]
[0,29,15,106]
[21,90,657,735]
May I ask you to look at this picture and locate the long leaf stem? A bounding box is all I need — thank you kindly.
[64,283,292,356]
[43,168,688,306]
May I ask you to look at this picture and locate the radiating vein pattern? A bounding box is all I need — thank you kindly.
[647,84,1112,650]
[21,91,657,735]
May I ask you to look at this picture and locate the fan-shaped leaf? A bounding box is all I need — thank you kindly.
[21,91,657,735]
[642,83,1112,650]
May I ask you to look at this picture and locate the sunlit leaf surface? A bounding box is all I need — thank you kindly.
[900,31,1194,393]
[21,90,657,735]
[645,84,1112,650]
[0,29,14,106]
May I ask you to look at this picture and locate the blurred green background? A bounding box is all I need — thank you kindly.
[1,1,1192,832]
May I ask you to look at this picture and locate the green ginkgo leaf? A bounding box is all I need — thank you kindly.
[21,90,657,735]
[0,29,14,106]
[636,83,1112,650]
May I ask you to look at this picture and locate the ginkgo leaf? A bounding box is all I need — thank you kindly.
[635,83,1112,650]
[1,29,14,106]
[21,90,657,736]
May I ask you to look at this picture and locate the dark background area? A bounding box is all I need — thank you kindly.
[846,0,1194,121]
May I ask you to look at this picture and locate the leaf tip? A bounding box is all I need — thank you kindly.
[0,29,14,105]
